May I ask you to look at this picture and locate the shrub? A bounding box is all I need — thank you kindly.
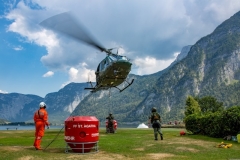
[221,106,240,136]
[184,114,201,134]
[185,106,240,137]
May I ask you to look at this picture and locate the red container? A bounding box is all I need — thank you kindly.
[105,120,117,133]
[180,130,186,136]
[65,116,99,153]
[113,120,117,130]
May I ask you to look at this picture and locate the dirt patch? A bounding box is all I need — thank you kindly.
[146,144,154,147]
[100,134,107,137]
[47,148,64,153]
[133,147,145,151]
[0,136,6,139]
[147,153,175,159]
[17,156,35,160]
[0,146,25,151]
[1,131,27,134]
[134,136,142,139]
[166,137,216,148]
[176,146,199,153]
[17,155,44,160]
[66,151,133,160]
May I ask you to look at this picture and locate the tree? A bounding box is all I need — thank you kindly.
[185,96,201,116]
[196,96,224,114]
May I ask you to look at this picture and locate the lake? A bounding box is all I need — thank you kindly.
[0,125,64,131]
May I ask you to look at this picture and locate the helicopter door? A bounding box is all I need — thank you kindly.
[105,57,110,68]
[99,60,105,72]
[100,58,109,71]
[104,60,107,69]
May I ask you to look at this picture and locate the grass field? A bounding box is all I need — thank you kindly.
[0,128,239,160]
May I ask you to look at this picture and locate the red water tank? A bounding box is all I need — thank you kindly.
[105,120,117,133]
[65,116,99,153]
[114,120,117,130]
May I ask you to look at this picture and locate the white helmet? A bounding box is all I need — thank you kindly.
[39,102,46,108]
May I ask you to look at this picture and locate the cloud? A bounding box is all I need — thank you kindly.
[0,90,8,94]
[4,0,240,78]
[43,71,54,77]
[2,39,24,51]
[61,63,95,88]
[13,45,23,51]
[133,52,179,75]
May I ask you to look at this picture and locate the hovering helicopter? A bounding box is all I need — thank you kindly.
[40,12,134,92]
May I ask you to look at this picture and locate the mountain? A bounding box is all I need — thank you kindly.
[0,93,43,122]
[0,118,12,124]
[0,83,89,124]
[73,11,240,126]
[43,82,90,123]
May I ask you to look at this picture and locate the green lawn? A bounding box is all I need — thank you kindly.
[0,128,239,160]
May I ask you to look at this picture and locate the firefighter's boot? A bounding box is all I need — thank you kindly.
[35,136,42,150]
[33,138,37,147]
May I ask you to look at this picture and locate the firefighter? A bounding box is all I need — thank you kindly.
[150,107,163,140]
[33,102,50,150]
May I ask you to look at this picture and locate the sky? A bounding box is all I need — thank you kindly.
[1,0,240,97]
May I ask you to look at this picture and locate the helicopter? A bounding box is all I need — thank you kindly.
[40,12,134,92]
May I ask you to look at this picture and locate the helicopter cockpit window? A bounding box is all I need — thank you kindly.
[99,59,108,71]
[104,60,108,68]
[120,56,127,60]
[105,58,110,65]
[109,55,117,61]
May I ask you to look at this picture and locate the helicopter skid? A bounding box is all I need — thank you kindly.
[115,79,134,92]
[84,79,134,93]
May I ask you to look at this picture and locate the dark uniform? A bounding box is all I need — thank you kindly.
[150,107,163,140]
[106,113,114,132]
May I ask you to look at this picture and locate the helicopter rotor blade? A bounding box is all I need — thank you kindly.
[40,12,106,52]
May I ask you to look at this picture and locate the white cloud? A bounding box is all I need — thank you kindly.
[13,45,23,51]
[133,52,179,75]
[61,63,95,88]
[43,71,54,77]
[68,63,95,81]
[69,67,78,81]
[0,90,8,94]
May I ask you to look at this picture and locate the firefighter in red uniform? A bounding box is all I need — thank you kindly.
[33,102,50,150]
